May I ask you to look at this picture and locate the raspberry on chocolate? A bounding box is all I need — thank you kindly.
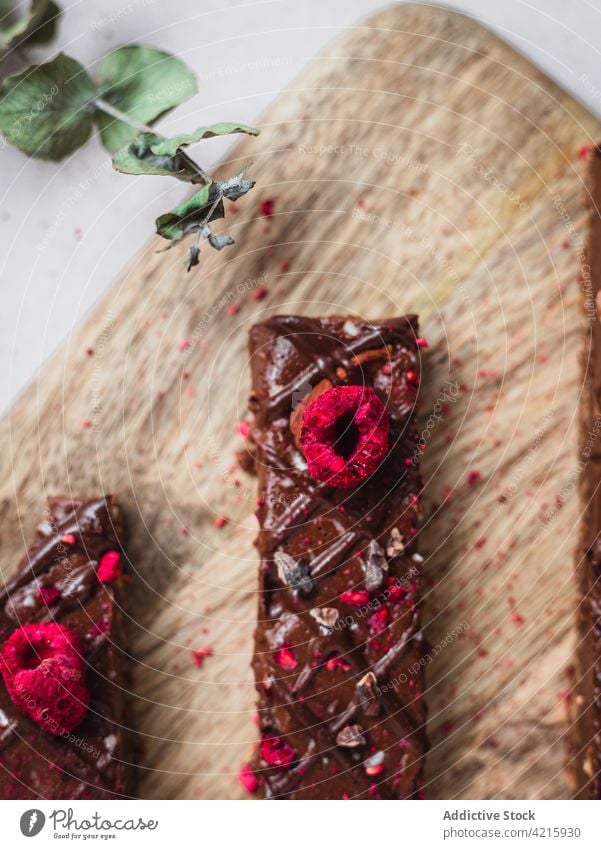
[0,623,89,735]
[273,644,298,670]
[300,385,389,488]
[259,734,296,767]
[97,550,122,583]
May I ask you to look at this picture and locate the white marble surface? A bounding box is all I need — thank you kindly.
[1,0,600,412]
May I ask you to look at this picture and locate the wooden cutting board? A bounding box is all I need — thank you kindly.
[1,3,599,799]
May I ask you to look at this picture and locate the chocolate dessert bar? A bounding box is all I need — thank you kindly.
[248,315,428,799]
[574,147,601,798]
[0,496,135,799]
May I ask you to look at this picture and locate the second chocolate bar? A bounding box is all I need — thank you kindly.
[248,315,428,799]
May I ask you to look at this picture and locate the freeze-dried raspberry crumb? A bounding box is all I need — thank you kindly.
[365,763,384,777]
[274,645,298,670]
[368,606,389,635]
[226,304,239,316]
[415,338,429,348]
[192,647,214,667]
[239,761,258,793]
[579,144,594,160]
[38,585,61,606]
[300,385,389,489]
[81,418,92,429]
[60,533,76,545]
[324,653,351,672]
[259,735,296,767]
[214,516,228,529]
[0,623,89,735]
[510,611,525,625]
[467,470,482,485]
[253,287,268,301]
[340,590,370,606]
[236,420,251,439]
[260,198,275,217]
[97,550,122,583]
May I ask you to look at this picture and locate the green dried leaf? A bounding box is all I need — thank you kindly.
[112,131,204,182]
[0,53,96,160]
[95,45,197,153]
[155,183,213,241]
[0,0,60,51]
[150,122,259,157]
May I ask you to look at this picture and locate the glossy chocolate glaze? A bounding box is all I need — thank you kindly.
[248,315,428,799]
[574,148,601,798]
[0,496,135,799]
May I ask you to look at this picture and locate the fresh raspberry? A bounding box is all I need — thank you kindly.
[0,623,89,735]
[259,735,296,767]
[300,385,389,489]
[97,550,122,583]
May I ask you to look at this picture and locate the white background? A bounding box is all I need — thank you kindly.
[1,0,601,412]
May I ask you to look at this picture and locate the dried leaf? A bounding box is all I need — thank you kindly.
[0,0,60,51]
[208,233,234,251]
[95,46,197,152]
[149,122,259,157]
[112,131,204,182]
[155,183,213,241]
[0,54,95,160]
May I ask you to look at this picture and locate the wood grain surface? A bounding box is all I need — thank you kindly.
[1,3,599,799]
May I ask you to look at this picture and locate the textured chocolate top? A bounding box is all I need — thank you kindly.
[248,315,428,799]
[0,497,135,799]
[574,148,601,798]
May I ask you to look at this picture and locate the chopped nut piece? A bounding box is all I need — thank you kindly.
[356,670,380,716]
[386,528,405,558]
[364,750,385,768]
[274,551,313,595]
[336,724,366,748]
[362,539,388,590]
[309,607,339,629]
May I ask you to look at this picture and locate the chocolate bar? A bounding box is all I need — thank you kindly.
[574,147,601,798]
[247,315,428,799]
[0,496,135,799]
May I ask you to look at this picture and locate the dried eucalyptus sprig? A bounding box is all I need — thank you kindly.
[0,40,259,269]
